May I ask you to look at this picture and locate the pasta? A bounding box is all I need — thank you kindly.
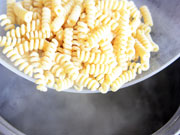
[140,6,153,26]
[7,0,16,24]
[13,2,33,23]
[63,28,73,57]
[42,7,51,32]
[0,0,159,93]
[0,15,15,31]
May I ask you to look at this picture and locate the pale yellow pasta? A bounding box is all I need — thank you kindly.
[41,39,58,70]
[63,28,73,57]
[23,0,32,10]
[55,78,73,91]
[67,5,82,27]
[42,7,51,32]
[0,14,15,31]
[52,0,63,16]
[111,69,137,92]
[85,0,96,29]
[140,6,153,26]
[7,0,16,24]
[13,2,33,23]
[76,74,100,91]
[0,0,159,93]
[77,50,110,64]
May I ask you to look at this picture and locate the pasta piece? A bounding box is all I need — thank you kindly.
[136,30,153,52]
[55,78,73,91]
[111,69,137,92]
[15,39,45,55]
[7,0,16,24]
[6,20,41,38]
[34,67,47,92]
[42,7,51,32]
[76,74,100,91]
[67,5,82,27]
[44,71,55,87]
[74,21,89,40]
[63,28,73,57]
[77,50,110,64]
[33,0,43,8]
[41,39,58,70]
[99,66,122,93]
[140,6,153,26]
[50,64,63,78]
[134,40,150,62]
[0,36,22,47]
[82,64,113,76]
[85,0,96,29]
[52,0,63,16]
[29,51,41,68]
[0,14,15,31]
[13,2,33,23]
[87,25,111,48]
[23,0,32,10]
[25,31,51,40]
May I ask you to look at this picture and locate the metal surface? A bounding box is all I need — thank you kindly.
[0,0,180,93]
[0,59,180,135]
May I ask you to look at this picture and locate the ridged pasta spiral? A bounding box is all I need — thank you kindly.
[41,39,58,70]
[0,15,15,31]
[50,64,63,78]
[23,0,32,10]
[34,67,47,92]
[6,19,41,38]
[0,36,22,47]
[26,31,51,40]
[95,74,105,84]
[74,21,89,40]
[63,62,79,80]
[2,45,21,62]
[43,0,52,9]
[54,53,71,65]
[138,23,151,35]
[87,25,111,48]
[99,66,122,93]
[7,0,16,24]
[82,64,113,76]
[44,71,55,87]
[42,7,51,32]
[13,2,33,23]
[15,39,45,55]
[111,69,137,92]
[97,0,127,11]
[63,28,73,56]
[134,39,150,62]
[13,57,34,77]
[67,5,82,27]
[99,39,114,55]
[77,50,110,64]
[29,51,41,68]
[140,6,153,26]
[33,0,43,8]
[85,0,96,29]
[52,0,63,16]
[136,30,153,52]
[76,74,100,91]
[55,78,73,91]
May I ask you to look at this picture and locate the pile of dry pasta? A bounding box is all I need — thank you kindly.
[0,0,159,93]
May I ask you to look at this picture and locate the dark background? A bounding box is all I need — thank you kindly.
[0,59,179,135]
